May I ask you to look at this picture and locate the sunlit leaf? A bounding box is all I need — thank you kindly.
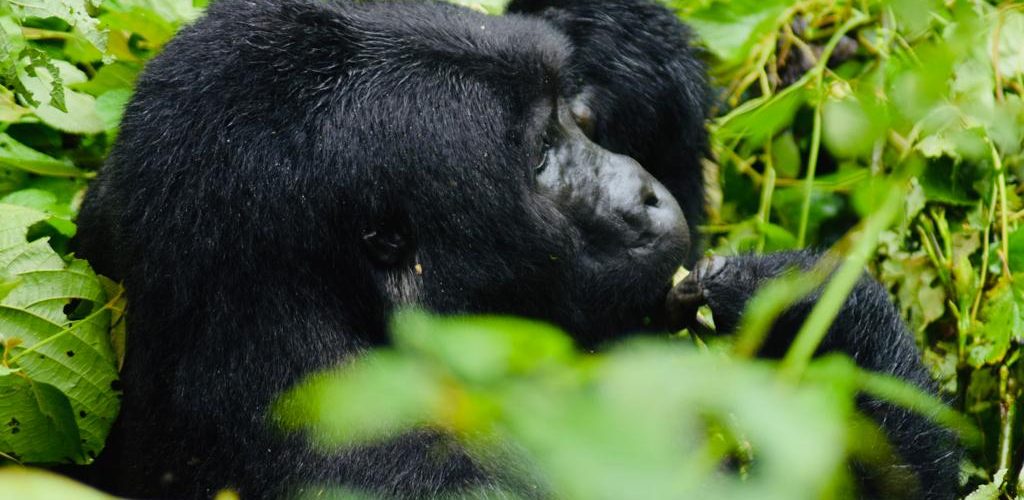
[18,60,104,135]
[0,467,111,499]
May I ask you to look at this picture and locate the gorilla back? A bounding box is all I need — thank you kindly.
[75,0,958,498]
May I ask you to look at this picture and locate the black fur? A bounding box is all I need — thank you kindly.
[668,252,961,498]
[74,0,957,498]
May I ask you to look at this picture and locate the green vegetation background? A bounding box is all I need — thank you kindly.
[0,0,1022,498]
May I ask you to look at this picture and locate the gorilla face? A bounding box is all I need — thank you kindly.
[357,91,690,344]
[534,100,689,259]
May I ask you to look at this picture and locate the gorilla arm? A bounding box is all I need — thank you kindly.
[666,252,961,499]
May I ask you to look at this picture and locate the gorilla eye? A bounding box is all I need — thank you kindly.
[571,99,596,138]
[362,229,409,266]
[535,134,554,175]
[535,152,549,175]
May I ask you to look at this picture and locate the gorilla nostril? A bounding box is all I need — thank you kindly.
[644,193,659,207]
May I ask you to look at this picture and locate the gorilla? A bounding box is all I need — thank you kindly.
[74,0,959,498]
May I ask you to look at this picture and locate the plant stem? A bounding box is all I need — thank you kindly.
[758,141,778,252]
[995,144,1011,278]
[998,364,1017,476]
[796,103,822,248]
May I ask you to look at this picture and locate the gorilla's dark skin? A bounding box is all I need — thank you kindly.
[74,0,958,498]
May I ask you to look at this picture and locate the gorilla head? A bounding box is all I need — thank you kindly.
[78,0,707,347]
[74,0,709,496]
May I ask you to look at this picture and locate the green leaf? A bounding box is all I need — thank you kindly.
[275,353,443,448]
[716,85,807,150]
[391,311,575,383]
[963,467,1006,500]
[0,374,82,463]
[770,131,801,178]
[686,0,791,70]
[9,0,106,53]
[99,8,176,47]
[0,467,111,499]
[1,188,76,237]
[25,49,66,113]
[1007,226,1024,275]
[822,93,887,159]
[968,275,1024,368]
[95,89,131,133]
[0,87,29,122]
[0,15,27,80]
[18,59,104,135]
[0,133,85,178]
[68,62,139,96]
[103,0,200,25]
[0,204,120,463]
[917,158,982,206]
[994,12,1024,81]
[442,0,510,14]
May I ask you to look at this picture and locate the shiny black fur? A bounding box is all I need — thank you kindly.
[74,0,957,498]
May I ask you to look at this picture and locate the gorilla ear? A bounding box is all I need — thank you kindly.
[362,229,411,266]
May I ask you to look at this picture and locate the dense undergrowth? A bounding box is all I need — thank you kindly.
[0,0,1021,498]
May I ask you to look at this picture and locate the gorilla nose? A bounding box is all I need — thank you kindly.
[639,176,685,237]
[641,184,660,208]
[603,153,686,239]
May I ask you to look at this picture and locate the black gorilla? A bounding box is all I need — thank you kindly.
[75,0,958,498]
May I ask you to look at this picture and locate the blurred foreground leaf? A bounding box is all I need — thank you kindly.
[278,311,965,499]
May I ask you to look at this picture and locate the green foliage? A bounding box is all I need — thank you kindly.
[0,204,121,464]
[0,0,183,467]
[663,0,1024,495]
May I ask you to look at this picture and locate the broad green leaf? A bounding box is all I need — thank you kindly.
[104,0,201,25]
[1,188,77,237]
[9,0,106,53]
[95,89,131,132]
[391,311,574,383]
[68,62,139,96]
[0,134,84,178]
[968,275,1024,368]
[275,353,444,447]
[686,0,791,70]
[1007,226,1024,275]
[0,374,82,463]
[890,0,943,38]
[917,159,981,206]
[0,467,111,499]
[18,60,104,135]
[715,85,807,150]
[0,204,119,463]
[770,131,801,178]
[0,16,26,77]
[0,87,29,122]
[994,12,1024,81]
[100,8,176,47]
[822,93,887,159]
